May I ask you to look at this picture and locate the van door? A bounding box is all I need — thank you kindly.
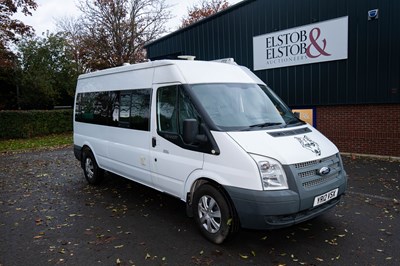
[150,84,204,199]
[107,89,153,186]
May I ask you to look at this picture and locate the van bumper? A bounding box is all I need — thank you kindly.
[224,186,344,230]
[74,145,82,161]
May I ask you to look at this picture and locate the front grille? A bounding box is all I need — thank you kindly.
[292,154,342,189]
[302,172,339,188]
[294,154,337,169]
[294,160,319,169]
[298,169,316,178]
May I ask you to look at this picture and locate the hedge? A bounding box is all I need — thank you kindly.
[0,110,73,139]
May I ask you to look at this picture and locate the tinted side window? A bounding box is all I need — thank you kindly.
[119,92,132,127]
[75,89,151,131]
[131,89,151,131]
[157,85,201,134]
[156,85,217,154]
[178,88,199,134]
[157,85,178,133]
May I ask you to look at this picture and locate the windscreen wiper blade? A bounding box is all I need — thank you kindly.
[249,122,283,128]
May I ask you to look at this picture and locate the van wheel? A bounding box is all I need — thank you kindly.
[82,148,104,185]
[193,184,236,244]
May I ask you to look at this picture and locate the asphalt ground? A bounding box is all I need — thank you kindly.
[0,147,399,266]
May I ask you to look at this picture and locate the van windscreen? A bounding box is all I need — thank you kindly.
[190,83,302,131]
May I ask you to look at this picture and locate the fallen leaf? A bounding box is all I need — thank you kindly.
[239,254,248,259]
[114,245,124,249]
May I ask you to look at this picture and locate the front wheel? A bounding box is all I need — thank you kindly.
[193,184,237,244]
[82,148,104,185]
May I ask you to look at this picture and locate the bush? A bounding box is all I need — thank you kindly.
[0,110,73,139]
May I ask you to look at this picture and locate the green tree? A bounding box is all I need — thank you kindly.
[18,33,77,109]
[0,0,37,109]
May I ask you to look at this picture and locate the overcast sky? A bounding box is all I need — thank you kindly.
[14,0,243,37]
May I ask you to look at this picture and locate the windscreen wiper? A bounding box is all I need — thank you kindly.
[249,122,283,128]
[284,118,305,127]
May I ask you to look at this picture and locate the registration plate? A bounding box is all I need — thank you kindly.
[313,188,339,207]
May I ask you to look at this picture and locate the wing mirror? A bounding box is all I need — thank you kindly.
[183,119,207,144]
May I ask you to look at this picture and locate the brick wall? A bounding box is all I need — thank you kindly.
[316,104,400,157]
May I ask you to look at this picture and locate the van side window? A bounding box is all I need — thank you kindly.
[130,89,151,131]
[75,89,151,131]
[157,85,178,133]
[157,85,200,135]
[178,88,198,133]
[119,92,132,127]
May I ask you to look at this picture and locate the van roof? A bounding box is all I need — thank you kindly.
[78,60,264,85]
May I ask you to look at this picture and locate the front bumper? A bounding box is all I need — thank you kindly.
[224,154,347,230]
[225,185,345,230]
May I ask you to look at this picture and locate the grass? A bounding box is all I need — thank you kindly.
[0,132,73,153]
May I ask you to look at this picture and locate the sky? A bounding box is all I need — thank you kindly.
[14,0,243,37]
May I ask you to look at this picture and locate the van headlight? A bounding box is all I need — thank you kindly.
[250,154,288,190]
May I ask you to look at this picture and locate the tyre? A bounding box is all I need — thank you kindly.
[82,148,104,185]
[193,184,238,244]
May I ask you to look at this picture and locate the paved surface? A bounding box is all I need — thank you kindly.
[0,147,399,266]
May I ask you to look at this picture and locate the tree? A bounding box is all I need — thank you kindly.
[0,0,37,66]
[58,0,172,71]
[180,0,229,29]
[17,33,77,109]
[0,0,37,109]
[56,16,88,74]
[0,44,19,109]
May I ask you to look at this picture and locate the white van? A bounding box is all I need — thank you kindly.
[73,59,347,244]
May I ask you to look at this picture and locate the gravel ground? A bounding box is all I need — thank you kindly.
[0,147,399,265]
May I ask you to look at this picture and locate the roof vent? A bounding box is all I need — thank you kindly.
[178,55,196,60]
[212,58,237,65]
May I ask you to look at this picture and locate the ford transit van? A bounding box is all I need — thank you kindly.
[73,59,347,244]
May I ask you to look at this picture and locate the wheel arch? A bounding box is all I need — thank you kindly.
[184,172,240,232]
[80,143,97,167]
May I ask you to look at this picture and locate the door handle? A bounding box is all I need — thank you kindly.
[152,137,156,147]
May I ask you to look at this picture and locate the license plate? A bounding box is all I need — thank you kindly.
[313,188,339,207]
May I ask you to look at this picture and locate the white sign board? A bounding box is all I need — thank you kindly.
[253,16,348,71]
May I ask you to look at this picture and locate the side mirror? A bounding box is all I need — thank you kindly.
[293,112,300,119]
[183,119,199,144]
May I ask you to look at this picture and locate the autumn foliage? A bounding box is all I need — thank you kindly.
[180,0,229,29]
[0,0,37,67]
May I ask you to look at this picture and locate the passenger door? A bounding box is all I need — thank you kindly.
[150,84,204,199]
[107,89,153,186]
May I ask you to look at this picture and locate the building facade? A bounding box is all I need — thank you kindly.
[145,0,400,157]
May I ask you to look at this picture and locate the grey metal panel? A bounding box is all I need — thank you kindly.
[145,0,400,105]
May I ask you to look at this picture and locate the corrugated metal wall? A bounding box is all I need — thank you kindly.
[146,0,400,106]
